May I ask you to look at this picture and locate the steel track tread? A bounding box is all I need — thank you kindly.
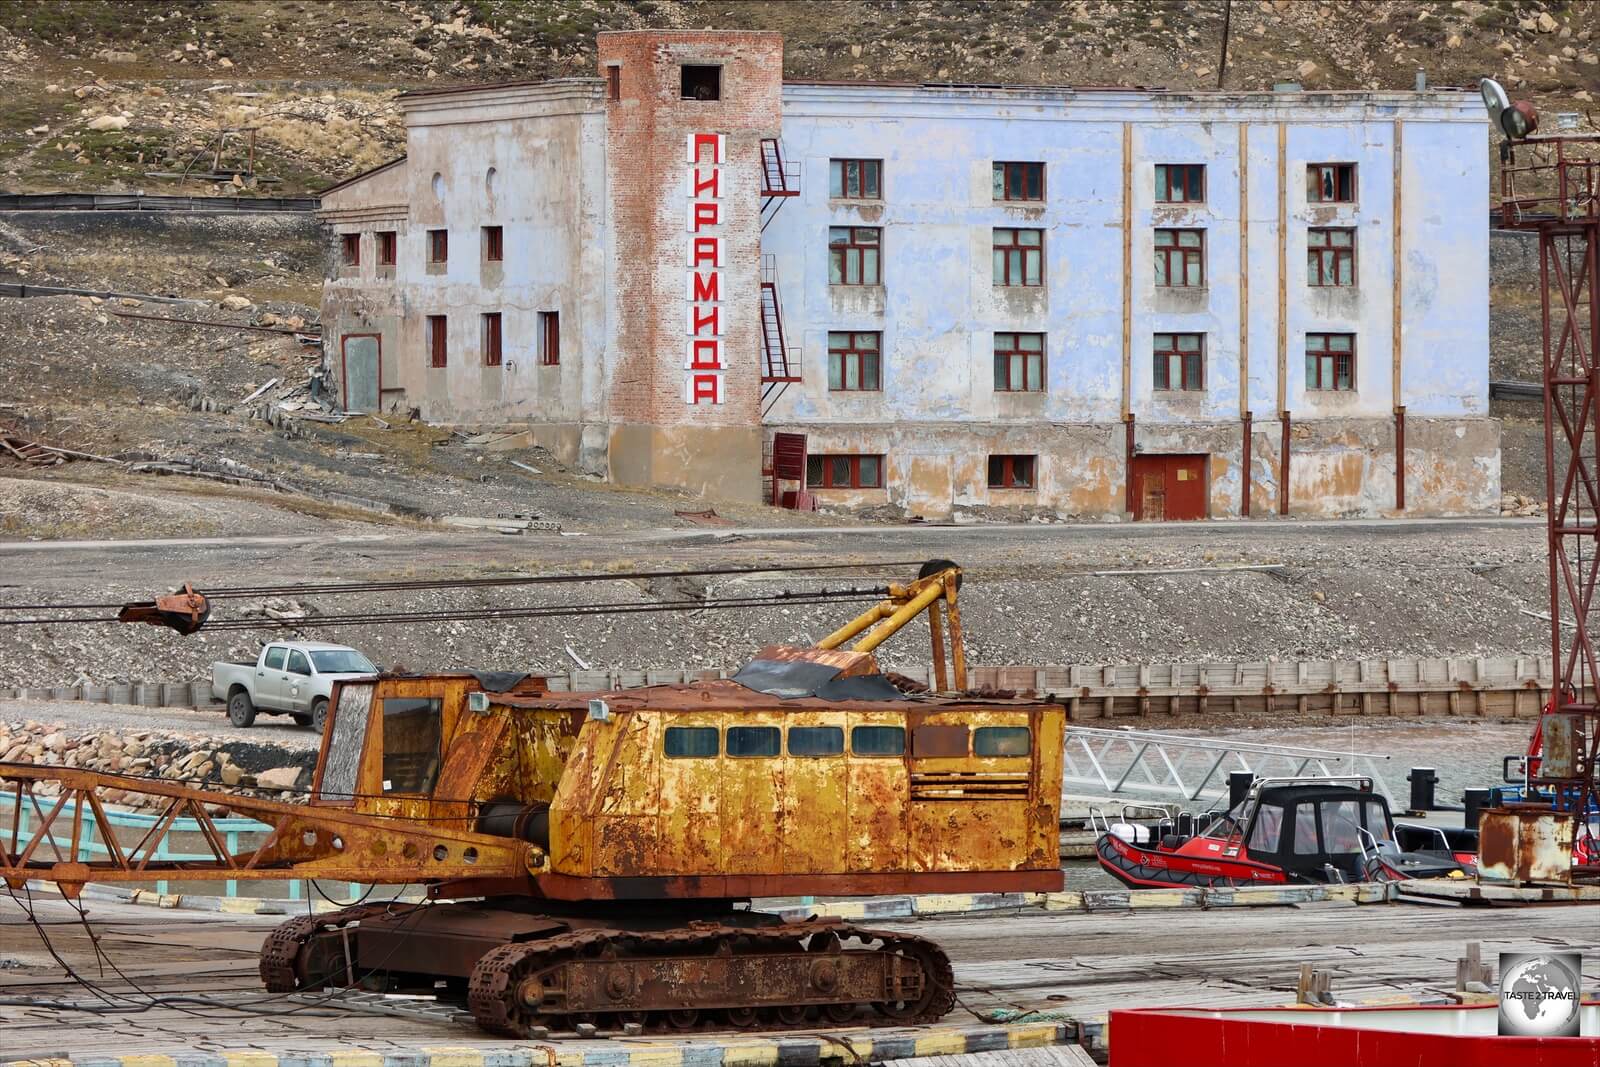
[258,902,396,993]
[466,920,956,1038]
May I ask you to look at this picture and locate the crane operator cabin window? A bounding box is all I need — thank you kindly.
[382,697,443,793]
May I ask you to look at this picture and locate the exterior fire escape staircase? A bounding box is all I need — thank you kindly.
[758,138,801,418]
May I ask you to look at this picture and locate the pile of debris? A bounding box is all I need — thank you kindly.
[0,719,315,811]
[1501,492,1548,517]
[1,427,123,469]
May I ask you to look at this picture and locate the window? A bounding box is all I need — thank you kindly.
[1307,228,1355,287]
[1154,229,1205,287]
[828,331,881,391]
[680,64,720,101]
[806,454,883,489]
[483,225,503,263]
[538,311,559,366]
[427,315,447,369]
[286,650,310,676]
[1154,332,1205,391]
[1247,803,1285,852]
[1292,804,1321,855]
[992,228,1043,287]
[376,231,396,266]
[1363,800,1393,843]
[993,161,1044,202]
[1305,333,1355,391]
[1307,163,1356,203]
[1155,164,1205,204]
[993,332,1045,392]
[987,454,1036,490]
[340,232,360,266]
[788,725,844,757]
[606,64,620,101]
[381,696,443,794]
[727,725,780,757]
[310,650,376,673]
[974,725,1032,755]
[1320,799,1364,853]
[851,725,905,756]
[664,726,718,758]
[829,226,881,285]
[911,724,969,757]
[482,312,502,368]
[427,228,448,263]
[263,646,286,671]
[829,159,881,200]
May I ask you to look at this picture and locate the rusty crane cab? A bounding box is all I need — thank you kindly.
[3,562,1065,1036]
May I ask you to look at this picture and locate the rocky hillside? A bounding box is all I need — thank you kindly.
[0,0,1594,195]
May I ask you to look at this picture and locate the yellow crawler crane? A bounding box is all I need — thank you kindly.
[2,561,1064,1036]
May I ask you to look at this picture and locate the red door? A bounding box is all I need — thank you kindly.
[1133,455,1208,521]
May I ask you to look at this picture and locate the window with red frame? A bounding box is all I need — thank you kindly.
[1154,228,1205,287]
[1307,163,1356,203]
[1155,164,1205,203]
[340,233,360,266]
[482,312,502,367]
[829,159,881,199]
[1154,332,1204,391]
[376,231,396,266]
[1305,333,1355,390]
[993,332,1045,392]
[993,228,1043,287]
[827,331,880,391]
[484,226,503,263]
[828,227,881,285]
[427,315,447,368]
[427,229,448,263]
[805,454,883,489]
[987,454,1036,489]
[539,311,559,366]
[992,161,1044,202]
[1307,228,1355,287]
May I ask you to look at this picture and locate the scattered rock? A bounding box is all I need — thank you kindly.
[219,295,253,311]
[85,115,129,132]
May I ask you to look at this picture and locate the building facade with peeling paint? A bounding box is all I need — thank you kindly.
[317,29,1495,521]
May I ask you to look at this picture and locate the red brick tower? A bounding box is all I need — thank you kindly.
[598,30,782,501]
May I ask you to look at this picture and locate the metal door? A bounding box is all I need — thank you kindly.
[341,334,381,413]
[1136,460,1166,521]
[1134,455,1208,521]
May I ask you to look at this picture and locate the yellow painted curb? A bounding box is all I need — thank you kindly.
[1126,889,1195,909]
[912,894,980,913]
[326,1052,385,1067]
[417,1048,489,1067]
[222,1053,281,1067]
[812,901,867,919]
[1007,1023,1065,1048]
[218,897,265,915]
[718,1041,781,1067]
[114,1057,176,1067]
[1040,891,1083,911]
[623,1050,691,1067]
[910,1032,968,1056]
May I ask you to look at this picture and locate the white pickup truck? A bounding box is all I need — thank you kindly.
[211,641,377,730]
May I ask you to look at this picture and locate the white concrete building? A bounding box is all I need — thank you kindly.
[318,30,1496,521]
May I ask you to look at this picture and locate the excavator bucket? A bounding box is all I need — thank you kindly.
[115,583,210,634]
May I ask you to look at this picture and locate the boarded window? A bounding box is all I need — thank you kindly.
[993,332,1044,392]
[664,726,718,758]
[1307,163,1356,203]
[483,312,502,367]
[381,697,443,794]
[680,64,720,100]
[1155,164,1205,203]
[539,311,559,366]
[606,65,620,101]
[319,682,372,802]
[992,228,1043,287]
[1307,228,1355,287]
[851,725,905,756]
[1154,229,1205,287]
[829,227,881,285]
[806,454,883,489]
[828,331,881,391]
[727,725,780,757]
[427,229,448,263]
[341,233,360,266]
[974,726,1032,756]
[788,725,844,756]
[427,315,448,368]
[1154,332,1204,391]
[987,455,1036,490]
[1305,333,1355,391]
[376,231,396,266]
[992,161,1044,202]
[911,724,969,757]
[484,225,503,263]
[264,646,286,670]
[829,159,881,199]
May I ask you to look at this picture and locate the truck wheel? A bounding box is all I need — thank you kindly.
[290,712,312,727]
[227,690,257,728]
[310,698,329,733]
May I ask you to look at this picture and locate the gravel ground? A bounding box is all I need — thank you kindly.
[0,697,319,749]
